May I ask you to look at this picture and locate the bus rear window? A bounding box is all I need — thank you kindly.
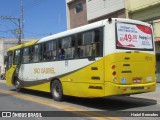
[116,22,154,51]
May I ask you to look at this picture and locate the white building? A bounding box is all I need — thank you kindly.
[66,0,126,29]
[0,38,36,75]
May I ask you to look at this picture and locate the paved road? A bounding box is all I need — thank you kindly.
[131,83,160,104]
[0,80,160,120]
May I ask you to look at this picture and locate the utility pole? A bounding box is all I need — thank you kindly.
[21,0,24,38]
[0,16,21,44]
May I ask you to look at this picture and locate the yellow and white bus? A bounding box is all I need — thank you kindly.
[5,18,156,101]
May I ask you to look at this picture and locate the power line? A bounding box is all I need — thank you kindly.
[0,16,21,44]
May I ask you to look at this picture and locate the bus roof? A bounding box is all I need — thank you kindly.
[37,18,151,44]
[37,20,105,43]
[8,40,38,51]
[7,18,151,52]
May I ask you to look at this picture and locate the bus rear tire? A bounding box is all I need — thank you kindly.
[51,80,63,101]
[14,80,21,92]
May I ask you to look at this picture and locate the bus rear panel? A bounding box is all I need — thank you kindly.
[104,19,156,96]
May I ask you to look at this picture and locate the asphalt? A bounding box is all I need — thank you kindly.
[0,79,160,104]
[131,82,160,104]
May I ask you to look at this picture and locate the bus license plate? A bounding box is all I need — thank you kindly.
[131,87,144,90]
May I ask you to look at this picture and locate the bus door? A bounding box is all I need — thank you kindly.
[6,51,16,86]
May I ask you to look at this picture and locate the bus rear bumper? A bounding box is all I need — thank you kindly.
[105,82,156,96]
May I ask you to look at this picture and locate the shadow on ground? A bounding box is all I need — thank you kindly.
[10,88,157,111]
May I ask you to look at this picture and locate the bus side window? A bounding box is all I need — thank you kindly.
[52,41,57,60]
[58,48,65,60]
[22,47,30,63]
[77,33,84,57]
[6,51,13,70]
[32,44,42,62]
[29,46,33,62]
[93,29,100,56]
[44,42,50,60]
[14,49,21,65]
[44,41,57,61]
[61,36,75,60]
[77,29,101,58]
[77,31,94,58]
[58,39,65,60]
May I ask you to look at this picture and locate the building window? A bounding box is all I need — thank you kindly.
[75,2,83,13]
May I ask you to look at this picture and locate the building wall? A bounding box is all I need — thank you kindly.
[66,0,75,29]
[88,9,126,23]
[0,40,4,75]
[126,0,160,42]
[127,0,160,12]
[66,0,75,3]
[156,42,160,82]
[129,4,160,21]
[66,0,126,29]
[86,0,125,21]
[66,1,70,29]
[0,38,35,75]
[153,19,160,40]
[155,42,160,53]
[67,0,88,29]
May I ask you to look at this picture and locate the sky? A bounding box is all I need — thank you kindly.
[0,0,67,39]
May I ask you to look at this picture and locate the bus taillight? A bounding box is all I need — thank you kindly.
[112,71,116,76]
[111,65,116,69]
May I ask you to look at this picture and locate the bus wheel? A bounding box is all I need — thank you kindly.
[51,80,63,101]
[15,80,21,92]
